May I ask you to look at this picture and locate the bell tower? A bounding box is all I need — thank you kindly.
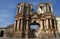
[36,2,58,38]
[14,2,33,38]
[37,2,53,14]
[16,2,33,15]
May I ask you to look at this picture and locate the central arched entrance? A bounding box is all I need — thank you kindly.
[29,21,40,38]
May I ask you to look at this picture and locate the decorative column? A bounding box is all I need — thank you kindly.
[50,19,53,30]
[46,19,49,30]
[19,19,22,37]
[44,20,46,30]
[40,21,43,30]
[25,19,29,38]
[26,20,28,32]
[17,20,20,31]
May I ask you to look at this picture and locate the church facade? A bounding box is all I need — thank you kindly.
[2,2,58,38]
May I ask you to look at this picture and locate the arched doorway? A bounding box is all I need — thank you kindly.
[29,21,40,38]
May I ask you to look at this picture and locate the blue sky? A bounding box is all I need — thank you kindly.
[0,0,60,27]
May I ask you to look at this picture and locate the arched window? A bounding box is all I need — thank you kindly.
[49,6,51,13]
